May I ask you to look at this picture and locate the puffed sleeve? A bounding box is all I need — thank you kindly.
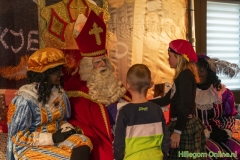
[217,88,237,130]
[63,92,71,120]
[7,96,54,148]
[222,88,237,116]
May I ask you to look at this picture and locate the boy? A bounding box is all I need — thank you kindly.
[113,64,170,160]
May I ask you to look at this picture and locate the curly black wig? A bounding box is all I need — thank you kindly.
[196,58,221,90]
[27,65,64,104]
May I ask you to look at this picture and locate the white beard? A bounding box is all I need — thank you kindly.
[87,63,126,106]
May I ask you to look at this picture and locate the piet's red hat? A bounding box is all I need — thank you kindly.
[168,39,198,63]
[75,11,107,58]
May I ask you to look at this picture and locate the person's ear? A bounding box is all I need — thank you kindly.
[126,82,131,91]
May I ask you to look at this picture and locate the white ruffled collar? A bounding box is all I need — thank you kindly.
[195,85,225,110]
[17,84,64,108]
[17,83,38,100]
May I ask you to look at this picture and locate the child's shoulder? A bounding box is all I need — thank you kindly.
[121,101,159,109]
[178,69,194,79]
[180,68,192,74]
[147,101,161,107]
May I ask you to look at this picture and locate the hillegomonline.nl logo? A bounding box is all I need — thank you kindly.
[178,151,237,159]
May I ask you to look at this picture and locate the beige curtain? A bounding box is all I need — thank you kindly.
[108,0,188,85]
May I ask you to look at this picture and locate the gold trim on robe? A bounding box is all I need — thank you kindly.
[66,90,111,139]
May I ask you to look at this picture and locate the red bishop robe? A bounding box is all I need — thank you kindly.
[65,74,114,160]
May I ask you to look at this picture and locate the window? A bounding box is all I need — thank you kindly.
[207,1,240,90]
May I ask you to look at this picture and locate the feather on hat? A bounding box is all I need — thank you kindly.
[198,54,240,78]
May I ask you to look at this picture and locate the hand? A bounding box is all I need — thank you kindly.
[170,132,180,148]
[210,129,229,143]
[204,129,211,138]
[52,128,76,143]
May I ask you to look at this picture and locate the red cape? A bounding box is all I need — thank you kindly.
[65,74,113,160]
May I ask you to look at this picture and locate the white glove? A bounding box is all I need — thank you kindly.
[117,101,128,110]
[223,129,232,138]
[204,129,211,138]
[60,122,75,132]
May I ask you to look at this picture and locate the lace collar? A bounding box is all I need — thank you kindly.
[195,85,225,110]
[17,84,38,101]
[17,84,64,108]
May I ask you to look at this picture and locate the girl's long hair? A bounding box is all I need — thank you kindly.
[174,54,200,83]
[27,65,63,105]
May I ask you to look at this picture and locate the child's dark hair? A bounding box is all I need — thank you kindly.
[197,58,221,90]
[27,65,63,104]
[126,64,151,94]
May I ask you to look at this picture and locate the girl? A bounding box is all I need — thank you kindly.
[150,39,206,160]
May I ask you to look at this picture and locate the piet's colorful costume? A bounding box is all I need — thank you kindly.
[6,48,92,160]
[196,55,240,160]
[65,11,130,160]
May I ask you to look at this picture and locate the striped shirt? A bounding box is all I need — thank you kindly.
[114,101,170,160]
